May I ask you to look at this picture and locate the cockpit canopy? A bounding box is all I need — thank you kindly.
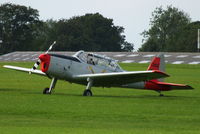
[73,50,122,71]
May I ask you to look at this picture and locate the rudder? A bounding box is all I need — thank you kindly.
[147,53,165,81]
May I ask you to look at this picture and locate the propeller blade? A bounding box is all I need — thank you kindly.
[45,41,56,54]
[29,41,56,74]
[29,59,41,74]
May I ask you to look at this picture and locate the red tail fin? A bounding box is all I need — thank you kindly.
[147,57,160,71]
[147,53,165,72]
[147,54,165,82]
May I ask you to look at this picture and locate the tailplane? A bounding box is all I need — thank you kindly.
[145,53,193,94]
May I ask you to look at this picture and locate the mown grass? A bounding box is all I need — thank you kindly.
[0,62,200,134]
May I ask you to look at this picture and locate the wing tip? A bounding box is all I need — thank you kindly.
[184,85,194,90]
[3,65,45,75]
[3,65,12,68]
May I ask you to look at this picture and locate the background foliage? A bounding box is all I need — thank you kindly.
[1,3,200,54]
[0,3,133,54]
[139,6,200,52]
[0,3,41,54]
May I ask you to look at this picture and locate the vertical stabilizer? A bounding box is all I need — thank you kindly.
[147,53,165,81]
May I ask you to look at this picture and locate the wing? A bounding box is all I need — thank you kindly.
[3,65,46,76]
[73,70,169,87]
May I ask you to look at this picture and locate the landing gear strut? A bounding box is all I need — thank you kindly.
[156,90,164,97]
[43,77,57,94]
[83,78,93,96]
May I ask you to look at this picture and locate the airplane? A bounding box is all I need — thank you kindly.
[3,42,193,96]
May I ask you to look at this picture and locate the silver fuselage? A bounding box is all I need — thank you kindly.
[46,55,145,89]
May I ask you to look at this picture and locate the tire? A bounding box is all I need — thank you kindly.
[43,87,51,94]
[83,89,93,96]
[159,94,164,97]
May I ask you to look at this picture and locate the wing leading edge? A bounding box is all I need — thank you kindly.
[3,65,45,76]
[73,70,169,87]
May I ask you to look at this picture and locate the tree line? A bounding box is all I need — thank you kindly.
[0,3,134,55]
[1,3,200,54]
[139,6,200,52]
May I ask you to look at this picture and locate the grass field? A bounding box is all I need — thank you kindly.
[0,62,200,134]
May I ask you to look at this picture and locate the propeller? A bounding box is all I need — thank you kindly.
[45,41,56,54]
[29,41,56,74]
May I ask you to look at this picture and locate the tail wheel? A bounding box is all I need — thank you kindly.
[159,94,164,97]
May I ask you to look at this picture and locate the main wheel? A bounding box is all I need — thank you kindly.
[43,87,51,94]
[83,89,93,96]
[159,94,164,97]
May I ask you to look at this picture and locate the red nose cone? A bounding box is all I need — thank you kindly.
[38,54,50,72]
[39,54,49,62]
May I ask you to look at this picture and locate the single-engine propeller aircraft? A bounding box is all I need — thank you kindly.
[3,42,193,96]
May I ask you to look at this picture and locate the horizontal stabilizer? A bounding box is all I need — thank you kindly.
[156,81,193,90]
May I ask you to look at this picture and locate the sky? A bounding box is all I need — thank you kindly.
[1,0,200,51]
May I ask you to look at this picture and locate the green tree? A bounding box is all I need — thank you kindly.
[121,41,134,52]
[32,19,57,51]
[139,6,191,52]
[0,3,41,54]
[40,13,132,52]
[175,21,200,52]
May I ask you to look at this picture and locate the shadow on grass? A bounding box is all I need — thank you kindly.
[89,94,200,99]
[51,92,200,100]
[0,88,41,95]
[1,88,199,100]
[0,88,25,92]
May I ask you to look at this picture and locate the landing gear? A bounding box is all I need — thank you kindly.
[159,93,164,97]
[43,88,51,94]
[43,77,57,95]
[83,89,93,96]
[156,90,164,97]
[83,78,93,96]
